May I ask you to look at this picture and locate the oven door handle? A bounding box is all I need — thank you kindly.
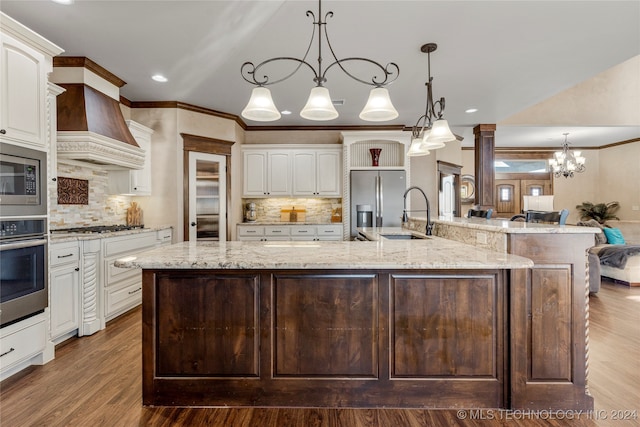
[0,238,47,251]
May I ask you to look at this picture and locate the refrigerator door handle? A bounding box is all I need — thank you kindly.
[376,175,383,227]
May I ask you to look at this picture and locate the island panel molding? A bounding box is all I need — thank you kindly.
[142,268,510,408]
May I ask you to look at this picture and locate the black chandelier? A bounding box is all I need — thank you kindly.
[240,0,399,122]
[407,43,457,156]
[549,133,586,178]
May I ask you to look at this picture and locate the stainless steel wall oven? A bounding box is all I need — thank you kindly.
[0,219,48,327]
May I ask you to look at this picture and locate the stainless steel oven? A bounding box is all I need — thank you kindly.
[0,219,48,327]
[0,143,47,217]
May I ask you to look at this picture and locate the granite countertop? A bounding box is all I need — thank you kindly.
[115,238,533,270]
[50,225,172,243]
[427,217,600,234]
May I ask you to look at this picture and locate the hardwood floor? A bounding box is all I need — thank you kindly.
[1,279,638,426]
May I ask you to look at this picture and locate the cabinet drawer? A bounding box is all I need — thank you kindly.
[105,258,141,287]
[105,278,142,318]
[317,225,342,237]
[156,228,172,244]
[290,226,315,236]
[103,232,156,257]
[0,316,45,371]
[50,242,80,267]
[238,226,264,237]
[265,226,290,236]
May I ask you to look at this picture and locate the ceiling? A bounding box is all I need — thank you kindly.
[2,0,639,148]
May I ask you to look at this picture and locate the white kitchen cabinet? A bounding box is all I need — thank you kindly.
[0,13,63,151]
[237,225,264,241]
[155,228,173,247]
[237,224,343,241]
[102,231,157,321]
[49,241,81,342]
[292,150,341,197]
[0,312,46,381]
[243,150,291,197]
[316,224,343,241]
[107,120,153,195]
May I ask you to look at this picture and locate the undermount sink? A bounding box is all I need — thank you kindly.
[380,234,429,240]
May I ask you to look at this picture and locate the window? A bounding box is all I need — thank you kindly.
[500,187,511,202]
[494,160,549,173]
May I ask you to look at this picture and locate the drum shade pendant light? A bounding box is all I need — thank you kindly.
[241,0,399,122]
[409,43,457,156]
[549,133,586,178]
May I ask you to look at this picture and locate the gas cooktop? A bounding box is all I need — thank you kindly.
[51,225,144,234]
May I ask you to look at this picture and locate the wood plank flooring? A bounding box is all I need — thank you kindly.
[1,279,638,426]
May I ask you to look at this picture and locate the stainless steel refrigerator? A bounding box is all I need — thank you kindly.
[350,170,406,238]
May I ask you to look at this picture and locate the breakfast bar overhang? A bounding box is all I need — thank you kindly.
[117,236,594,410]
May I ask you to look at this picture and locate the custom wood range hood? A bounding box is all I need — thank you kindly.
[54,57,145,169]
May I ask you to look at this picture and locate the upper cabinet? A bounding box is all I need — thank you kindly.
[107,121,154,196]
[292,150,341,197]
[0,13,64,151]
[243,145,341,198]
[243,149,291,197]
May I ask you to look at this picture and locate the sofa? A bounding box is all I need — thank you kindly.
[581,220,640,289]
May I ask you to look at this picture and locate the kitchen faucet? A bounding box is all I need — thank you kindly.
[402,186,433,236]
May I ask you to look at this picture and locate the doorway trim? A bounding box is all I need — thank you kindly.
[182,133,234,241]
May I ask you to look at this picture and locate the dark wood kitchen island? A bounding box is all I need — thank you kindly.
[116,237,590,410]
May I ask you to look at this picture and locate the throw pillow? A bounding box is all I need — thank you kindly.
[576,219,607,245]
[603,227,626,245]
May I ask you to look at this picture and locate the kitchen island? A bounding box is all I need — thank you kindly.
[117,237,590,410]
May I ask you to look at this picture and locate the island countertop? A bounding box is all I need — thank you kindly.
[431,217,599,234]
[116,238,533,270]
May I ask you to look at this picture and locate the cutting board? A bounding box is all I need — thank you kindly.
[280,207,306,222]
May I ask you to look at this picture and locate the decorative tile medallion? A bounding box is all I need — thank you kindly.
[57,176,89,205]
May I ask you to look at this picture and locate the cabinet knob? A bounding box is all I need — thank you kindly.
[52,177,57,182]
[75,267,80,271]
[191,222,196,226]
[0,129,6,135]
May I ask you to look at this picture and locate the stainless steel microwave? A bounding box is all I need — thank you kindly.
[0,143,47,217]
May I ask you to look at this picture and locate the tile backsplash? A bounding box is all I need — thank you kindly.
[49,163,132,228]
[242,198,342,223]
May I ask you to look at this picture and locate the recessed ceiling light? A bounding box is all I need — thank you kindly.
[51,0,74,4]
[465,108,478,113]
[281,110,292,115]
[151,74,168,83]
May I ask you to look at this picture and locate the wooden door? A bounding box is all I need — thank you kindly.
[521,179,552,197]
[495,180,521,218]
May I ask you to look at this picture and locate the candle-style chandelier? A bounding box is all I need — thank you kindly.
[549,133,586,178]
[240,0,399,122]
[407,43,457,157]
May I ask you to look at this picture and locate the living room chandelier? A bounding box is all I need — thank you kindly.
[549,133,586,178]
[407,43,458,157]
[240,0,399,122]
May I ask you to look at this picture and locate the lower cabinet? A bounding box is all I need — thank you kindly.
[49,241,81,342]
[102,232,157,322]
[237,224,342,241]
[0,313,47,381]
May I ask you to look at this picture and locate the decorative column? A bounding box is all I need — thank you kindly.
[473,124,496,210]
[79,239,102,336]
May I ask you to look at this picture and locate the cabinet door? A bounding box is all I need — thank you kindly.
[0,33,47,149]
[316,151,341,196]
[243,151,268,196]
[292,151,317,196]
[50,264,80,339]
[129,123,152,195]
[267,151,291,196]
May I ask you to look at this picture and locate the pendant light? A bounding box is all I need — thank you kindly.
[409,43,457,155]
[240,0,399,122]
